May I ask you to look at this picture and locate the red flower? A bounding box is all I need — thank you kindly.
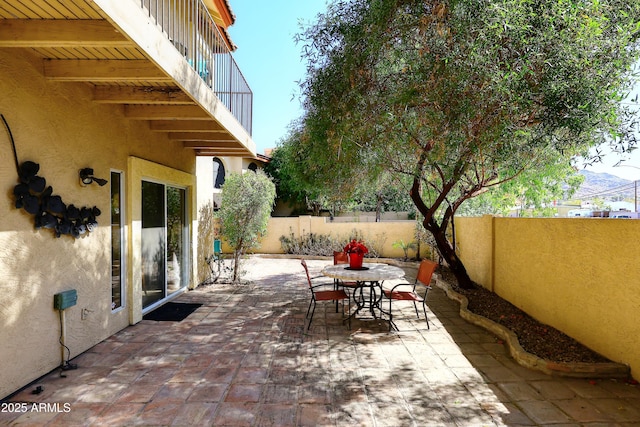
[344,239,368,255]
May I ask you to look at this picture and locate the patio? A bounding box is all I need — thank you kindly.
[2,257,640,426]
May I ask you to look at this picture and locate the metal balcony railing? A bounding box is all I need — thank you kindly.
[137,0,253,136]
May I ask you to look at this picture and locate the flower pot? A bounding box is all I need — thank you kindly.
[348,252,364,269]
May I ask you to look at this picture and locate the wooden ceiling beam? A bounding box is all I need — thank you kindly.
[149,120,225,132]
[0,19,133,48]
[182,142,242,149]
[44,59,170,82]
[93,86,194,104]
[196,149,252,156]
[172,133,236,142]
[124,105,211,120]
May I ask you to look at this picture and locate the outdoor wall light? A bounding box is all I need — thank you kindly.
[79,168,108,187]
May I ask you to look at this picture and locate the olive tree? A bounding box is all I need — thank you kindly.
[217,170,276,283]
[293,0,640,288]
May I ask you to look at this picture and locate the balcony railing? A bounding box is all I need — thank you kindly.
[137,0,253,135]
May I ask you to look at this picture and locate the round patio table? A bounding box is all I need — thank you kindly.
[322,263,405,322]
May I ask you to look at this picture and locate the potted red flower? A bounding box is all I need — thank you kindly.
[344,239,368,269]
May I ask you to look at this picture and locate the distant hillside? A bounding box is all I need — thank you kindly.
[573,170,634,200]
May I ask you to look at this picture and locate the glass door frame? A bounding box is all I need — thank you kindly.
[140,179,190,314]
[111,169,126,313]
[128,157,196,324]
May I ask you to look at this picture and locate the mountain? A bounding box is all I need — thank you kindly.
[573,170,635,200]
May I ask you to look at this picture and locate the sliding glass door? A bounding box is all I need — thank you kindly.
[111,171,124,311]
[141,181,188,310]
[167,187,186,294]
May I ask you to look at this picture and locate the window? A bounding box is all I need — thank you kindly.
[213,157,225,189]
[111,171,124,311]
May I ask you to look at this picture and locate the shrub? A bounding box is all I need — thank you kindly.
[279,228,386,258]
[218,171,276,282]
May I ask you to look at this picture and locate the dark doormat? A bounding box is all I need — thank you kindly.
[143,302,202,322]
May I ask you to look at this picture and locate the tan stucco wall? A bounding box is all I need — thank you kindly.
[195,156,259,283]
[196,156,246,213]
[257,216,417,259]
[456,216,640,378]
[0,48,196,398]
[454,215,495,291]
[196,157,216,213]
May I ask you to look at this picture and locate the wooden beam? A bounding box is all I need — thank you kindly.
[0,19,133,48]
[124,105,211,120]
[93,86,194,104]
[172,133,236,142]
[182,141,241,149]
[44,59,170,82]
[149,120,225,132]
[196,149,252,157]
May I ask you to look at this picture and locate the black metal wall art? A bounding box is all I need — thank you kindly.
[3,114,101,239]
[14,161,101,238]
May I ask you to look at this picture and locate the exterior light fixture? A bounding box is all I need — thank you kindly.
[79,168,108,186]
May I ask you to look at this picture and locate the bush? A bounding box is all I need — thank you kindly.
[279,232,341,256]
[218,171,276,282]
[279,228,386,258]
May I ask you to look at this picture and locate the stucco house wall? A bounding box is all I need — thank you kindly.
[196,155,269,283]
[0,48,197,398]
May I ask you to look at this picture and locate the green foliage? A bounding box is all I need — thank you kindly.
[279,232,342,256]
[392,239,417,261]
[279,228,386,258]
[458,162,586,217]
[264,130,325,214]
[217,170,276,282]
[293,0,640,287]
[267,129,414,218]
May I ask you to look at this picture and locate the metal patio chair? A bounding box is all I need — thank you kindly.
[382,259,438,331]
[301,259,350,330]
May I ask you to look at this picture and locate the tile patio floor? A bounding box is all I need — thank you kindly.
[2,257,640,426]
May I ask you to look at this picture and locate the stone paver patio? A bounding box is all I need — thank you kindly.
[2,257,639,426]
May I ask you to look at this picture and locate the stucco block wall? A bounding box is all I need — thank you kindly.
[257,216,417,259]
[0,49,196,398]
[456,216,640,378]
[454,215,495,290]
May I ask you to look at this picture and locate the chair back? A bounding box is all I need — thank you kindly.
[300,259,313,289]
[333,251,349,265]
[415,259,438,288]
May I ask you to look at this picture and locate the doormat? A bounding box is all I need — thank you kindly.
[143,302,202,322]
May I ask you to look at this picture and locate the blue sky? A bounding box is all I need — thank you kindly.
[583,86,640,181]
[228,0,328,155]
[227,1,640,181]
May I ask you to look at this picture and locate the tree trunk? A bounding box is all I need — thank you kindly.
[425,218,474,289]
[232,250,240,283]
[409,171,474,288]
[375,193,382,222]
[232,238,243,283]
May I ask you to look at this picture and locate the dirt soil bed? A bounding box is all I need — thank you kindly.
[440,268,611,364]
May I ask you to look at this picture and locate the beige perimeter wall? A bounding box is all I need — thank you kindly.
[456,216,640,379]
[257,216,417,259]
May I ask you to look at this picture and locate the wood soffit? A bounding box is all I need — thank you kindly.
[0,0,252,157]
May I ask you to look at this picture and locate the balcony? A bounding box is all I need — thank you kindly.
[0,0,255,157]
